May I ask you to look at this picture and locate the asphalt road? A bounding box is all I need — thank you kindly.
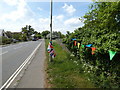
[16,40,46,88]
[1,40,42,85]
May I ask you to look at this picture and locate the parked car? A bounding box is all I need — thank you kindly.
[32,38,37,41]
[12,39,19,43]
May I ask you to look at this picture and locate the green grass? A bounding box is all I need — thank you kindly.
[45,39,95,88]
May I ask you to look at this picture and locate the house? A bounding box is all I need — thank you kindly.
[31,34,35,40]
[46,33,59,39]
[0,29,8,38]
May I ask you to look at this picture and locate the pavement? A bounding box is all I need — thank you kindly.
[14,39,46,88]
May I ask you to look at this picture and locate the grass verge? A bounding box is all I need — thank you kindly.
[45,39,95,88]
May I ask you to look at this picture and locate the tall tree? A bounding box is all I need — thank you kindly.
[12,32,21,40]
[42,30,50,39]
[63,2,120,88]
[83,2,120,53]
[22,25,35,40]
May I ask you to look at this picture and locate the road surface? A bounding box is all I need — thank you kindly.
[16,39,46,88]
[1,40,42,85]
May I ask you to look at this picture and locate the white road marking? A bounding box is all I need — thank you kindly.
[2,42,29,49]
[14,46,23,50]
[0,41,42,89]
[24,44,28,46]
[0,51,8,55]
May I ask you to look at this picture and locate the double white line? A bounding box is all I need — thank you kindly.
[0,41,42,90]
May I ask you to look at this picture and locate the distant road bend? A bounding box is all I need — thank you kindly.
[1,40,42,86]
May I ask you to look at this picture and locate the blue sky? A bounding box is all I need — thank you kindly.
[0,0,93,34]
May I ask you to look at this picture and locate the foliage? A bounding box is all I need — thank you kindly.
[1,36,12,45]
[34,32,42,39]
[5,31,12,38]
[19,33,27,41]
[53,31,65,38]
[45,39,95,88]
[42,30,50,39]
[22,25,35,40]
[12,32,22,41]
[46,31,65,39]
[63,2,120,88]
[2,25,43,44]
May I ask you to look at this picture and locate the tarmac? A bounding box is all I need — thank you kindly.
[12,40,46,88]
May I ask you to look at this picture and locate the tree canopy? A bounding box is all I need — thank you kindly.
[42,30,50,39]
[63,2,120,88]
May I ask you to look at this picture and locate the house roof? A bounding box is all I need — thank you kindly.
[0,29,4,36]
[0,29,8,38]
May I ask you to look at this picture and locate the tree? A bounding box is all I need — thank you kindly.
[63,2,120,88]
[22,25,35,40]
[58,31,65,38]
[19,33,27,41]
[2,36,12,45]
[83,2,120,52]
[42,30,50,39]
[34,32,42,39]
[5,31,12,38]
[12,32,21,41]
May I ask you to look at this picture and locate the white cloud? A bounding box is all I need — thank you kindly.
[0,0,37,32]
[38,15,65,33]
[37,7,43,11]
[0,0,27,22]
[64,17,83,26]
[3,0,19,6]
[51,17,84,34]
[39,18,50,23]
[63,17,84,33]
[0,1,82,34]
[38,18,50,30]
[55,15,64,21]
[62,3,76,15]
[53,15,64,22]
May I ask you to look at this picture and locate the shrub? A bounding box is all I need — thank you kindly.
[63,2,120,88]
[2,36,12,45]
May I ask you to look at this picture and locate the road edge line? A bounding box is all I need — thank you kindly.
[0,41,42,90]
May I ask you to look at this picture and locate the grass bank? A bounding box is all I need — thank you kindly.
[45,39,95,88]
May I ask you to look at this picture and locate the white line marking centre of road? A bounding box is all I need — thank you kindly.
[0,51,8,56]
[0,41,42,89]
[14,46,23,50]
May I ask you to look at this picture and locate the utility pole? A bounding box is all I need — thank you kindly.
[50,0,53,62]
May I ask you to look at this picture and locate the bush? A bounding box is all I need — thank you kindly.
[63,2,120,88]
[1,36,12,45]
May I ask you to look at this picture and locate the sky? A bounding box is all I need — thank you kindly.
[0,0,93,34]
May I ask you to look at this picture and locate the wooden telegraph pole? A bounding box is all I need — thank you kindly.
[50,0,53,62]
